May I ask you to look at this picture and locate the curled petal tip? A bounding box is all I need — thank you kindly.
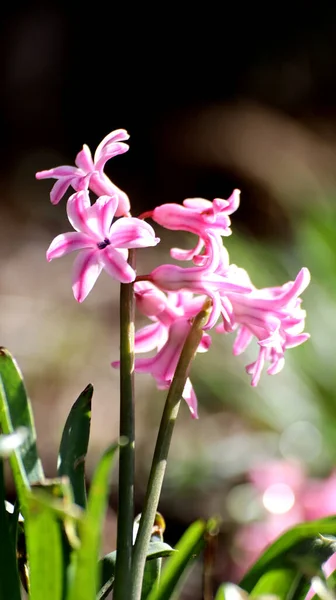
[301,267,311,284]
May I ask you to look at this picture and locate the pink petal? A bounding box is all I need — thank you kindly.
[36,166,78,179]
[232,327,253,355]
[284,332,310,348]
[94,143,130,171]
[267,356,285,375]
[50,177,74,205]
[85,195,118,239]
[66,191,93,235]
[183,198,212,210]
[46,232,93,261]
[72,249,102,302]
[101,246,135,283]
[75,144,94,171]
[110,217,160,248]
[133,356,157,374]
[279,268,311,305]
[246,347,267,386]
[214,189,240,214]
[198,332,212,352]
[113,189,131,217]
[170,238,204,262]
[135,322,166,353]
[94,129,130,164]
[182,378,198,419]
[135,283,167,317]
[88,174,131,217]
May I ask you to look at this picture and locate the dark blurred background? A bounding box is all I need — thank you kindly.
[2,3,336,597]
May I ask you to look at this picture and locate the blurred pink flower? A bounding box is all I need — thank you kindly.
[36,129,130,216]
[234,461,336,589]
[46,191,159,302]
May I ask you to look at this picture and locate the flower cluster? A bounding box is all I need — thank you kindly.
[37,131,160,302]
[37,129,310,417]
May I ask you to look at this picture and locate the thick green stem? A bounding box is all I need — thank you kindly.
[130,302,211,600]
[114,250,136,600]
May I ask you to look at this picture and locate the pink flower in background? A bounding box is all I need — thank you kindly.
[46,191,159,302]
[36,129,130,215]
[234,461,336,587]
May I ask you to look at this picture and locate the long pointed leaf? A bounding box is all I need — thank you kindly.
[0,347,44,514]
[57,384,93,508]
[250,568,307,600]
[67,442,119,600]
[25,492,64,600]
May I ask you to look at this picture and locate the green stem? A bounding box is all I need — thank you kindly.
[130,302,211,600]
[114,250,136,600]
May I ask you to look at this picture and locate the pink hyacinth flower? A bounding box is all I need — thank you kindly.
[36,129,130,216]
[144,190,240,262]
[148,233,252,329]
[46,191,160,302]
[134,282,211,353]
[113,319,201,418]
[217,267,311,385]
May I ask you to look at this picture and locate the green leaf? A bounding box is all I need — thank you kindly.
[250,568,307,600]
[97,551,116,600]
[57,384,93,509]
[240,517,336,594]
[145,541,176,560]
[25,492,65,600]
[142,556,161,600]
[31,477,83,550]
[0,460,21,600]
[141,537,176,600]
[146,519,210,600]
[67,442,119,600]
[0,347,44,514]
[96,541,175,599]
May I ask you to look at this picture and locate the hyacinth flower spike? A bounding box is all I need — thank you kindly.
[36,129,131,215]
[46,191,160,302]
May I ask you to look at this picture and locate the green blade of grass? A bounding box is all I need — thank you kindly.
[57,384,93,509]
[25,492,65,600]
[0,347,44,514]
[146,520,211,600]
[67,442,120,600]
